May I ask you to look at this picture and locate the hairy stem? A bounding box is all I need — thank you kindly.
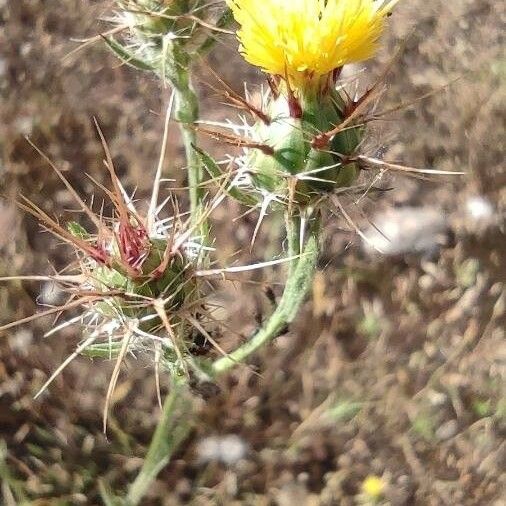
[285,211,301,277]
[163,40,206,233]
[212,216,320,375]
[119,217,320,505]
[125,380,193,506]
[180,116,205,228]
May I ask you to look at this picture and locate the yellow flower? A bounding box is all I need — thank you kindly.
[228,0,398,89]
[362,475,386,499]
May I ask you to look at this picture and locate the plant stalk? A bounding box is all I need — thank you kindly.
[119,217,320,504]
[212,216,320,375]
[180,117,205,228]
[163,39,206,234]
[285,211,301,277]
[125,379,193,506]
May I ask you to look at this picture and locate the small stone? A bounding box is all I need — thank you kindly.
[465,195,494,222]
[362,207,448,256]
[196,434,248,465]
[435,419,459,441]
[427,390,447,407]
[13,116,33,136]
[10,329,33,356]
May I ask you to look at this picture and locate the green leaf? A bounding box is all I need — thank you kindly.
[81,342,124,359]
[327,400,362,422]
[103,37,155,72]
[67,221,89,239]
[194,146,259,206]
[98,480,122,506]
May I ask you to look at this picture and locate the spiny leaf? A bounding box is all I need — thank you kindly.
[81,342,124,359]
[194,147,259,207]
[102,36,155,71]
[197,7,234,55]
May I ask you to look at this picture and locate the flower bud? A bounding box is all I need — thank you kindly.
[90,234,199,331]
[246,88,363,205]
[114,0,228,65]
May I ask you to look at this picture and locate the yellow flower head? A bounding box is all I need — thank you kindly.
[362,475,386,499]
[228,0,398,89]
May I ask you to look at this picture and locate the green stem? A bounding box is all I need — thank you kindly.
[180,118,205,228]
[162,39,206,233]
[125,379,193,506]
[118,217,320,505]
[212,216,320,375]
[285,211,301,277]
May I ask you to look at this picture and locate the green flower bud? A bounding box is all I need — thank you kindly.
[247,89,363,206]
[115,0,228,62]
[121,0,196,37]
[92,238,199,331]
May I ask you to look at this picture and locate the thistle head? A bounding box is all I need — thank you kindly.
[213,0,400,209]
[70,214,201,341]
[11,129,219,393]
[241,87,363,207]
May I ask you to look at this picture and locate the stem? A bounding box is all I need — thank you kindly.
[125,379,193,506]
[180,117,205,227]
[212,216,320,375]
[285,211,301,277]
[118,217,320,504]
[163,39,206,233]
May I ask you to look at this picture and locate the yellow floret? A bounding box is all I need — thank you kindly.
[228,0,398,89]
[362,475,386,498]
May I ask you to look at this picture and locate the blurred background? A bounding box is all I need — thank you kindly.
[0,1,504,504]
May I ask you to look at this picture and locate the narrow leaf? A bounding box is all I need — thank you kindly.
[103,37,154,71]
[195,147,259,207]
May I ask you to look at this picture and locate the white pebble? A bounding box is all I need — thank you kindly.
[362,207,448,256]
[465,195,494,222]
[196,434,248,465]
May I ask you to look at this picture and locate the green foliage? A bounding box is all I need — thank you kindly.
[67,221,89,240]
[472,399,492,418]
[412,412,436,441]
[358,313,383,340]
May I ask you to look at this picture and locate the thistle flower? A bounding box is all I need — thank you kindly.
[199,0,400,214]
[0,98,222,429]
[229,0,398,92]
[1,106,297,428]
